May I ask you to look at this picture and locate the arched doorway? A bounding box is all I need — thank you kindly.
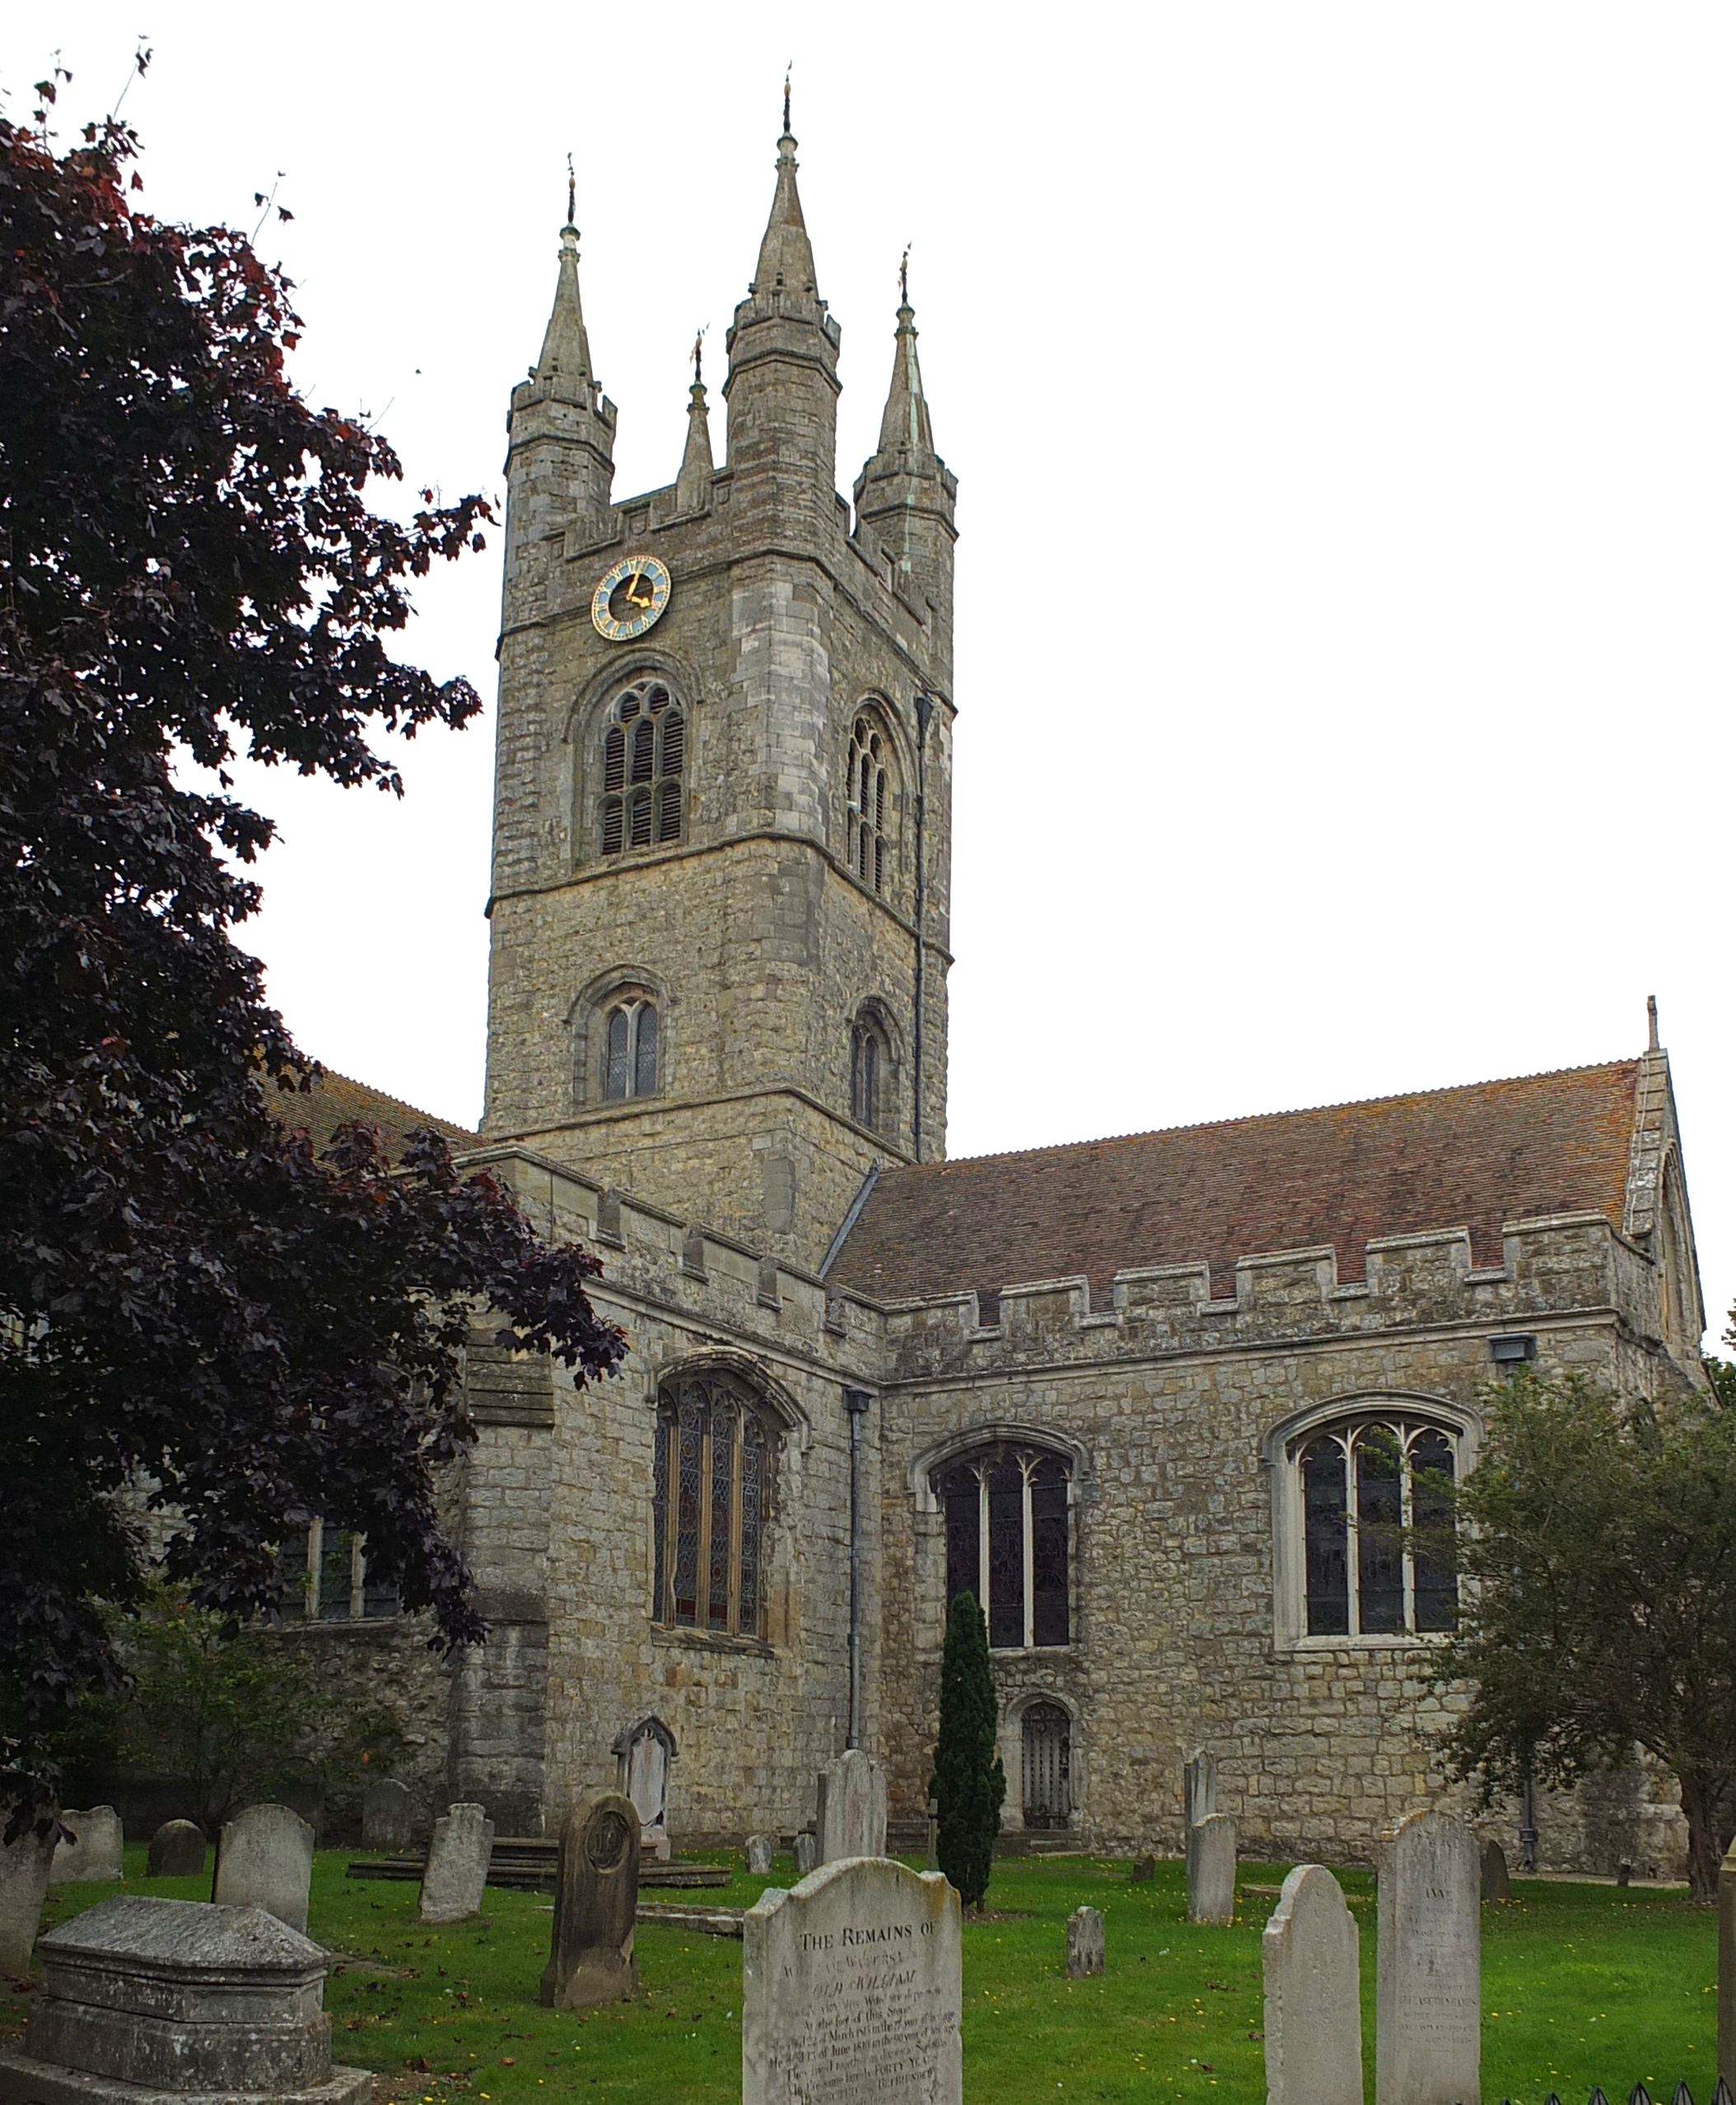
[1021,1701,1071,1829]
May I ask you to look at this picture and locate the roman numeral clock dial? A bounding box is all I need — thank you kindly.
[590,554,672,642]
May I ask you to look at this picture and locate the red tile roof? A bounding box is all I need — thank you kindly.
[831,1061,1642,1304]
[268,1069,476,1162]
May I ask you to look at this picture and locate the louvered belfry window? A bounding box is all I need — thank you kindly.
[651,1374,772,1640]
[600,681,685,856]
[936,1445,1071,1650]
[602,999,658,1101]
[847,716,889,894]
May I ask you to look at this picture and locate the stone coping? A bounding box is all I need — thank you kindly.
[38,1897,324,1984]
[0,2050,370,2105]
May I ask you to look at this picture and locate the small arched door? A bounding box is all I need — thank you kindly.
[1021,1701,1071,1829]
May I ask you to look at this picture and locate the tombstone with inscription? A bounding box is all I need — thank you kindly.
[745,1834,774,1876]
[419,1803,495,1925]
[539,1791,641,2011]
[816,1747,888,1865]
[0,1818,57,1977]
[147,1820,208,1879]
[1188,1813,1236,1925]
[613,1716,676,1863]
[743,1856,961,2105]
[49,1805,124,1885]
[1066,1906,1104,1978]
[1479,1838,1510,1903]
[362,1778,413,1850]
[1263,1864,1362,2105]
[212,1804,315,1935]
[1375,1809,1480,2105]
[793,1828,819,1876]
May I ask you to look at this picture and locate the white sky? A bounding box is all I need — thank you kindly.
[8,3,1734,1349]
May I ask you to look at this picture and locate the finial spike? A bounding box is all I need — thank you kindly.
[565,152,576,231]
[899,245,910,306]
[782,63,792,138]
[1647,993,1659,1051]
[692,324,707,385]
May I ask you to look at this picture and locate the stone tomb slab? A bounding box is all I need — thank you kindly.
[212,1805,315,1935]
[1375,1809,1480,2105]
[745,1835,774,1876]
[49,1809,124,1887]
[743,1856,961,2105]
[1262,1864,1362,2105]
[147,1823,208,1880]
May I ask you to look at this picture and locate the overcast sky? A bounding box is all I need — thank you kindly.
[9,3,1734,1344]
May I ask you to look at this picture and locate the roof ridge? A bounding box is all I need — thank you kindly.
[314,1067,476,1132]
[902,1054,1643,1178]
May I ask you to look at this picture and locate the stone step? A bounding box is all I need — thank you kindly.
[344,1852,730,1893]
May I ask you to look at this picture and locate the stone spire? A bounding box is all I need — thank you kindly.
[875,251,936,461]
[675,330,714,512]
[751,101,819,302]
[534,220,595,391]
[853,259,957,649]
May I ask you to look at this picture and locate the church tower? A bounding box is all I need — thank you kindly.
[482,108,958,1268]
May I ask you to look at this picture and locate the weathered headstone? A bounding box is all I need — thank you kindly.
[1263,1864,1363,2105]
[1719,1836,1736,2090]
[743,1856,961,2105]
[147,1819,208,1879]
[1375,1809,1480,2105]
[48,1804,124,1886]
[613,1716,676,1863]
[1188,1812,1236,1925]
[1128,1853,1155,1883]
[418,1802,495,1925]
[0,1894,370,2104]
[212,1803,315,1935]
[1066,1905,1104,1978]
[362,1777,413,1850]
[744,1833,774,1875]
[1183,1748,1218,1832]
[793,1828,819,1876]
[816,1747,888,1864]
[1480,1837,1510,1902]
[0,1818,57,1977]
[539,1790,641,2010]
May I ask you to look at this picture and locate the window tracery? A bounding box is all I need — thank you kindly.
[651,1373,773,1641]
[1295,1416,1458,1638]
[600,680,685,856]
[847,716,889,895]
[935,1444,1071,1649]
[602,998,659,1101]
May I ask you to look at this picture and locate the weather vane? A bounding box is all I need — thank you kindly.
[692,325,707,385]
[566,152,575,229]
[899,245,911,305]
[782,65,791,136]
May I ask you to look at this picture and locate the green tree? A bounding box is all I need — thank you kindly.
[929,1591,1005,1908]
[1431,1369,1736,1902]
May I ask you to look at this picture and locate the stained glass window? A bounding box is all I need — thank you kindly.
[938,1445,1072,1651]
[651,1376,773,1641]
[1030,1458,1070,1646]
[1296,1417,1460,1640]
[1302,1438,1351,1636]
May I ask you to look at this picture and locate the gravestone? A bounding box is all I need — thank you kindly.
[1480,1838,1510,1902]
[816,1747,888,1864]
[1263,1864,1363,2105]
[212,1804,315,1935]
[613,1716,676,1863]
[362,1778,413,1850]
[926,1798,940,1874]
[1720,1836,1736,2090]
[0,1818,57,1977]
[1066,1905,1104,1978]
[539,1791,641,2010]
[743,1856,961,2105]
[1128,1854,1155,1883]
[1375,1809,1480,2105]
[1188,1812,1236,1925]
[48,1805,124,1886]
[745,1834,774,1875]
[147,1819,208,1879]
[418,1803,494,1925]
[793,1829,819,1875]
[1183,1748,1218,1832]
[0,1894,369,2105]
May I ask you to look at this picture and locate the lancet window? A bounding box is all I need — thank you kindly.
[850,1015,888,1131]
[847,716,889,895]
[602,998,659,1101]
[650,1374,773,1641]
[276,1519,398,1622]
[935,1445,1071,1650]
[1296,1417,1458,1638]
[599,681,685,856]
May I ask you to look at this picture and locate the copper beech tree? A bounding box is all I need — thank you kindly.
[0,85,625,1811]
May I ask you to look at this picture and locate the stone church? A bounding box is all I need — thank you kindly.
[296,111,1709,1876]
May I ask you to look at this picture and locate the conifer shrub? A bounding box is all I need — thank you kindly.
[929,1589,1005,1907]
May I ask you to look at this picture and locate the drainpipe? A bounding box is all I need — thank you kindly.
[843,1387,874,1748]
[911,692,935,1162]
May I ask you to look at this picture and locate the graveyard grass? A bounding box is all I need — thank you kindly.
[0,1850,1716,2103]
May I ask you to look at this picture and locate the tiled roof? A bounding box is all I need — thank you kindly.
[830,1060,1642,1305]
[268,1068,476,1162]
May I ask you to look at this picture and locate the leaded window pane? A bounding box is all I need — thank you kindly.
[651,1410,670,1618]
[1030,1461,1069,1646]
[361,1557,399,1621]
[318,1529,354,1622]
[633,1005,658,1097]
[740,1417,765,1637]
[1410,1430,1458,1633]
[604,1008,630,1099]
[674,1401,702,1625]
[1356,1430,1404,1635]
[708,1402,736,1630]
[1303,1438,1350,1636]
[987,1460,1024,1648]
[942,1468,980,1607]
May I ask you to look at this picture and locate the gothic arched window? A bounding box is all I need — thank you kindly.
[847,715,888,894]
[850,1015,888,1131]
[651,1374,774,1639]
[600,680,685,856]
[935,1445,1071,1650]
[1296,1417,1458,1638]
[603,998,659,1100]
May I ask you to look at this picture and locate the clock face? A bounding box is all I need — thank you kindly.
[591,554,672,642]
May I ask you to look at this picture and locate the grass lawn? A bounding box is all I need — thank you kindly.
[1,1849,1717,2103]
